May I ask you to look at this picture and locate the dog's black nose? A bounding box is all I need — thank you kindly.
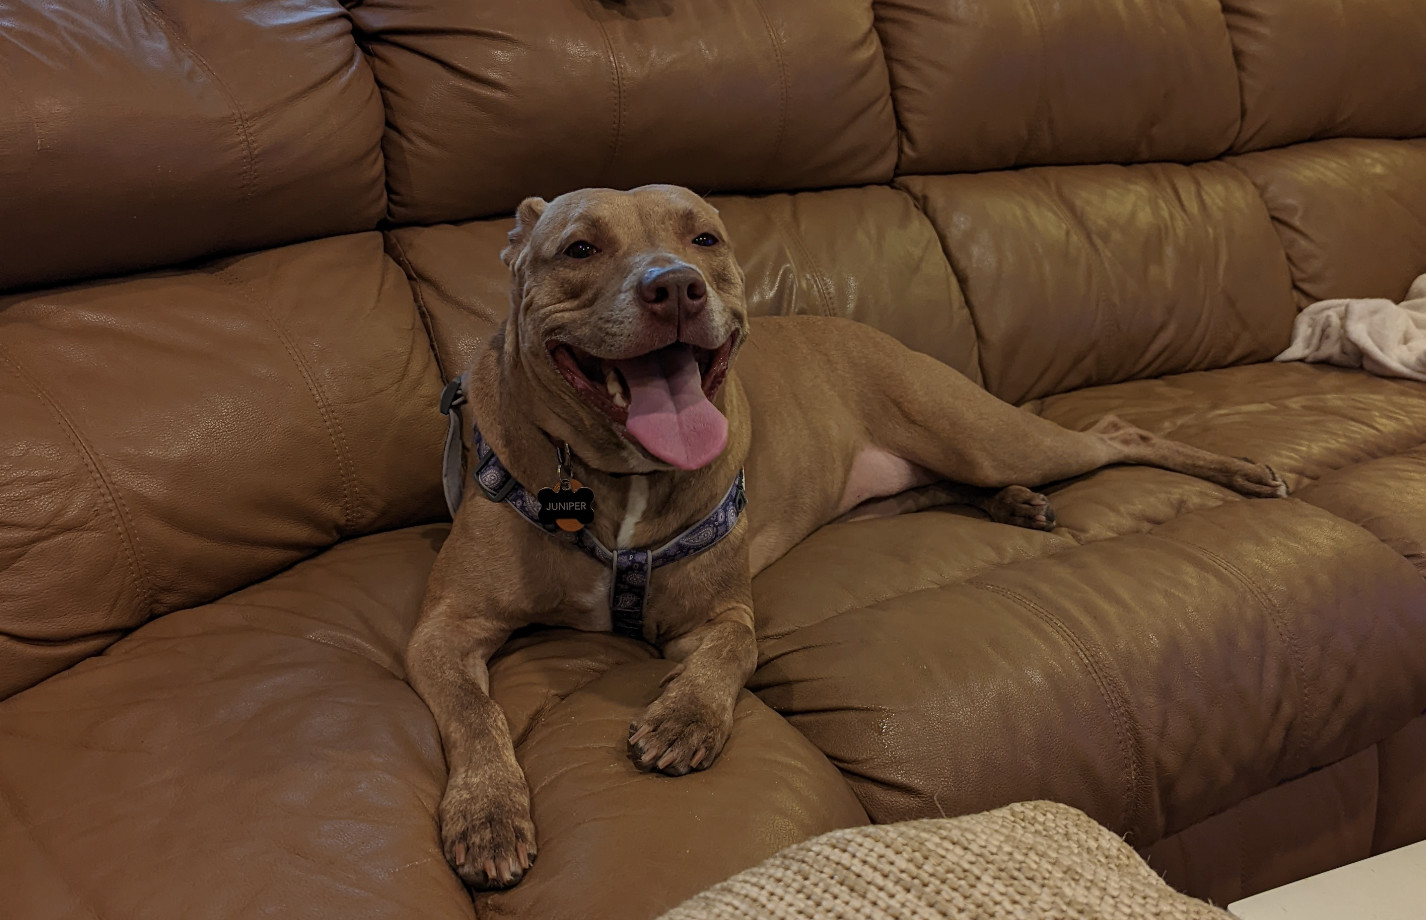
[639,264,707,317]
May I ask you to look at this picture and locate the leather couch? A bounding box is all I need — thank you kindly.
[3,1,1424,917]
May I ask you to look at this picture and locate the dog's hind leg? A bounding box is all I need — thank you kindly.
[1079,414,1288,497]
[835,480,1060,531]
[853,335,1286,499]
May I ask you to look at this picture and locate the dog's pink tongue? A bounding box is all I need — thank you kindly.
[616,345,727,470]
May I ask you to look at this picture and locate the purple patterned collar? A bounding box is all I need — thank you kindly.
[468,422,746,641]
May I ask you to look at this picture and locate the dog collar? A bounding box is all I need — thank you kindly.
[439,375,747,640]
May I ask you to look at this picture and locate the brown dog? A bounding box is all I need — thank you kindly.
[406,184,1287,889]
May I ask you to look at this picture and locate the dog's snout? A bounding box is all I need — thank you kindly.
[639,264,707,317]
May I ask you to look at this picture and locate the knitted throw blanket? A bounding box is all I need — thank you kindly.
[658,801,1231,920]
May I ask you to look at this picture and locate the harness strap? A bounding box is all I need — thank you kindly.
[439,374,471,518]
[436,376,747,641]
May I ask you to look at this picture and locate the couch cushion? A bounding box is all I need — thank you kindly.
[1035,363,1426,496]
[714,187,980,382]
[1230,139,1426,306]
[352,0,897,224]
[756,367,1426,586]
[1375,714,1426,854]
[875,0,1240,174]
[750,495,1426,846]
[480,645,868,920]
[1294,445,1426,577]
[386,185,981,385]
[0,527,868,920]
[0,0,386,292]
[0,233,443,699]
[899,164,1296,404]
[752,363,1426,844]
[1142,746,1379,905]
[1222,0,1426,153]
[0,528,468,920]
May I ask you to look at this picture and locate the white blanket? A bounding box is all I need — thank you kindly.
[1275,273,1426,382]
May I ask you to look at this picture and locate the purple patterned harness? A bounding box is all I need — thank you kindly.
[439,375,747,641]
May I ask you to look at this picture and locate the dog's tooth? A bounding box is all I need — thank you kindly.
[606,366,628,407]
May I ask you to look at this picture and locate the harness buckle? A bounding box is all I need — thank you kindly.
[438,378,466,415]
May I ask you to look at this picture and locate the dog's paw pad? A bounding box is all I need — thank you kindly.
[628,691,731,777]
[1234,458,1289,499]
[987,485,1057,531]
[440,780,537,890]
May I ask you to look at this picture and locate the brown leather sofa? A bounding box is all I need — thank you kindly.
[3,1,1425,918]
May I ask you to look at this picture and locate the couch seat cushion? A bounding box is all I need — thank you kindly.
[1035,362,1426,494]
[751,362,1426,846]
[1036,360,1426,570]
[0,526,469,920]
[0,527,865,920]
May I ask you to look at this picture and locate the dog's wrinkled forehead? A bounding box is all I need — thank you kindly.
[505,185,724,267]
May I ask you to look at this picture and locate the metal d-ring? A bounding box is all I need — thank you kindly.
[556,442,574,489]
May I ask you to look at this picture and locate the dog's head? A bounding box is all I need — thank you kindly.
[500,184,749,472]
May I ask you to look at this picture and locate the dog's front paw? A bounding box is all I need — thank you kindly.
[439,773,537,890]
[628,681,733,777]
[985,485,1057,531]
[1233,458,1290,498]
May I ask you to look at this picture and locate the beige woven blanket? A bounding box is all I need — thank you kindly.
[659,801,1231,920]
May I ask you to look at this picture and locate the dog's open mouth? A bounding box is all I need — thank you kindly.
[548,334,737,470]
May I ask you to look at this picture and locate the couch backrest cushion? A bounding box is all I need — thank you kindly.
[0,233,443,699]
[714,187,981,382]
[900,163,1296,405]
[1231,139,1426,306]
[875,0,1241,174]
[0,0,387,293]
[387,186,981,387]
[351,0,898,224]
[1223,0,1426,153]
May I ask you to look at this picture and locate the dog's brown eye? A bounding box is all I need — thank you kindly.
[563,240,597,259]
[692,233,719,247]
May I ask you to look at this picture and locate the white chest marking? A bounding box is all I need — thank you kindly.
[571,577,613,632]
[618,477,648,549]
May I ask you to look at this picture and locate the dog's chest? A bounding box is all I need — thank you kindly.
[558,573,614,632]
[539,478,647,633]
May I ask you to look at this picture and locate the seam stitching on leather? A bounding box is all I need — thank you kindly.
[385,232,449,383]
[138,1,259,200]
[970,580,1145,834]
[0,342,154,617]
[217,270,361,534]
[1188,540,1314,772]
[593,14,625,183]
[749,0,790,188]
[770,209,834,316]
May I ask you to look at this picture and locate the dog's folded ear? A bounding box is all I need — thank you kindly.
[501,197,548,269]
